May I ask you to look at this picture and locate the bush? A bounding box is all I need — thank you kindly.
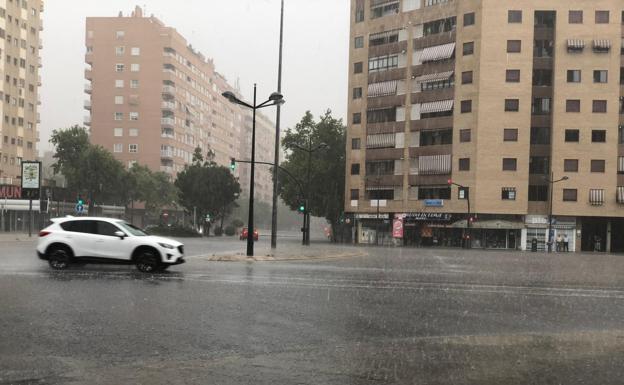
[144,224,201,238]
[224,225,236,236]
[231,218,244,228]
[214,227,223,236]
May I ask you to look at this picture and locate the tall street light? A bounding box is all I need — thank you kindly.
[271,0,285,249]
[448,179,471,248]
[222,85,284,256]
[544,172,569,253]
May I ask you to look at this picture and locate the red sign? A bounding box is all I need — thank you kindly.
[0,185,21,199]
[392,218,404,238]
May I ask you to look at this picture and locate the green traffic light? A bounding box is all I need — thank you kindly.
[299,205,305,212]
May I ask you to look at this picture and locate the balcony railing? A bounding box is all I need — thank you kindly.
[83,100,91,110]
[84,83,92,94]
[160,149,174,158]
[161,117,175,126]
[161,101,175,110]
[160,166,174,173]
[162,85,175,94]
[84,115,91,126]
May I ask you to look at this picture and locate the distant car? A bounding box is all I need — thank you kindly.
[37,217,185,272]
[240,227,259,241]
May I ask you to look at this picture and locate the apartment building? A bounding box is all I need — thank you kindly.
[346,0,624,252]
[85,6,248,178]
[0,0,43,185]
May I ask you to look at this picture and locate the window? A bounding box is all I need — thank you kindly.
[353,87,362,99]
[115,63,124,72]
[116,30,125,39]
[529,185,548,201]
[130,79,139,89]
[354,36,364,49]
[620,126,624,144]
[355,1,364,23]
[115,46,125,55]
[505,99,519,112]
[463,41,474,55]
[508,10,522,23]
[596,10,609,24]
[352,113,361,124]
[129,128,138,137]
[114,96,123,105]
[562,189,577,202]
[566,99,580,112]
[115,79,124,88]
[368,54,398,72]
[564,159,579,172]
[591,160,605,172]
[532,69,552,86]
[504,128,518,141]
[130,63,140,72]
[350,189,359,200]
[463,12,475,26]
[96,221,121,237]
[420,129,453,146]
[592,100,607,113]
[458,158,470,171]
[114,112,123,121]
[369,30,399,46]
[113,144,122,153]
[131,47,140,56]
[129,112,139,121]
[366,160,395,176]
[502,158,517,171]
[532,97,551,115]
[534,40,554,57]
[367,108,396,123]
[418,186,451,200]
[129,144,138,153]
[506,69,520,82]
[351,138,361,150]
[423,17,457,36]
[354,62,363,74]
[501,187,516,200]
[535,11,555,27]
[565,129,580,142]
[459,129,471,142]
[460,100,472,113]
[569,10,583,23]
[592,130,606,142]
[567,70,581,83]
[530,127,550,144]
[594,70,608,83]
[507,40,521,53]
[370,1,400,19]
[351,164,360,175]
[114,128,123,137]
[530,156,549,174]
[461,71,473,84]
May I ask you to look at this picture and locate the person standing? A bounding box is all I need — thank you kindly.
[556,234,563,252]
[563,234,569,252]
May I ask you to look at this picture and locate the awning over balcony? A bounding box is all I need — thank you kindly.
[618,156,624,173]
[420,99,454,114]
[593,39,611,49]
[420,43,456,63]
[589,189,605,206]
[617,187,624,204]
[370,29,400,41]
[365,185,398,191]
[418,154,451,175]
[366,133,395,148]
[567,39,585,49]
[368,80,398,98]
[414,70,454,83]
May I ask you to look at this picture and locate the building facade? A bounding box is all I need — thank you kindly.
[85,6,251,178]
[0,0,43,185]
[346,0,624,252]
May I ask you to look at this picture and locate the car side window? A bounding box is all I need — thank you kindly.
[60,220,97,234]
[96,221,122,237]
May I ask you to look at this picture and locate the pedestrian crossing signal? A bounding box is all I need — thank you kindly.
[230,158,236,171]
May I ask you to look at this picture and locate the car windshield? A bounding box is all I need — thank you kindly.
[116,221,147,236]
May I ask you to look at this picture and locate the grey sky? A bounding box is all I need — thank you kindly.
[39,0,349,153]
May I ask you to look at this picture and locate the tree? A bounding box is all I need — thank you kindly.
[75,145,126,213]
[125,165,178,219]
[279,110,346,241]
[49,125,90,190]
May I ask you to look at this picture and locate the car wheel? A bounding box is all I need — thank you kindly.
[48,248,70,270]
[135,251,160,273]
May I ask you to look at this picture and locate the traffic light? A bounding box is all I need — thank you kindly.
[230,158,236,171]
[77,196,84,206]
[447,179,453,185]
[298,201,306,213]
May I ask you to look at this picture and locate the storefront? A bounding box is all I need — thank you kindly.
[355,213,392,245]
[460,217,523,249]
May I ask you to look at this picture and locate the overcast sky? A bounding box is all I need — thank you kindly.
[39,0,349,153]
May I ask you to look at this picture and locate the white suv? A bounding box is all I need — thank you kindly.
[37,217,185,272]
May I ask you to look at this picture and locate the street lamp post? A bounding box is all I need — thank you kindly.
[271,0,285,250]
[448,179,471,248]
[222,86,284,257]
[545,172,569,253]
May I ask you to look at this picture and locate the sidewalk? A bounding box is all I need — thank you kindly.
[0,233,37,242]
[193,243,368,262]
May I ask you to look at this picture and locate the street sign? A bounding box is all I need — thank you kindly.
[76,203,84,214]
[424,199,444,207]
[20,161,41,200]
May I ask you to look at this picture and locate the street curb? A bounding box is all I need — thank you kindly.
[190,250,368,262]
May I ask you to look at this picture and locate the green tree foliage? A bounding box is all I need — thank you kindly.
[279,110,346,240]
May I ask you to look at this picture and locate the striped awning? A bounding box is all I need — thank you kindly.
[370,0,398,7]
[567,39,585,49]
[418,154,452,175]
[370,29,400,41]
[366,133,395,148]
[420,99,454,114]
[420,43,456,63]
[617,187,624,204]
[368,80,398,98]
[593,39,611,49]
[366,185,397,191]
[415,71,454,83]
[589,189,605,205]
[618,156,624,173]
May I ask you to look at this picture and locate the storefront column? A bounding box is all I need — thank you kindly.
[606,220,611,253]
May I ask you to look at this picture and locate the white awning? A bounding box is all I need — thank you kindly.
[567,39,585,49]
[368,80,398,98]
[366,185,398,191]
[418,154,451,175]
[617,187,624,204]
[420,43,456,63]
[618,156,624,173]
[593,39,611,49]
[366,133,395,148]
[414,70,454,83]
[370,29,400,41]
[420,99,454,114]
[589,189,605,205]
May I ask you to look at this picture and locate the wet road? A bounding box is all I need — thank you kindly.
[1,237,624,384]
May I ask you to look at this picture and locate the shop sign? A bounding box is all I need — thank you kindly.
[405,212,453,222]
[392,218,404,238]
[424,199,444,207]
[355,213,391,219]
[0,185,22,199]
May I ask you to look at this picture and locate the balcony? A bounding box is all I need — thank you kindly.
[84,115,91,126]
[161,117,175,127]
[37,75,42,86]
[161,101,176,110]
[85,68,92,80]
[161,128,175,139]
[83,100,91,110]
[162,85,175,95]
[84,83,92,94]
[160,166,174,174]
[38,57,42,68]
[160,148,174,159]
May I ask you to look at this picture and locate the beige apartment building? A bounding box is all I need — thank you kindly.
[85,6,269,186]
[0,0,43,185]
[347,0,624,252]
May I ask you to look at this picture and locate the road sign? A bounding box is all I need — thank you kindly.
[76,203,84,214]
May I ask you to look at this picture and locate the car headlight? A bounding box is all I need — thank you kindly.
[158,243,175,249]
